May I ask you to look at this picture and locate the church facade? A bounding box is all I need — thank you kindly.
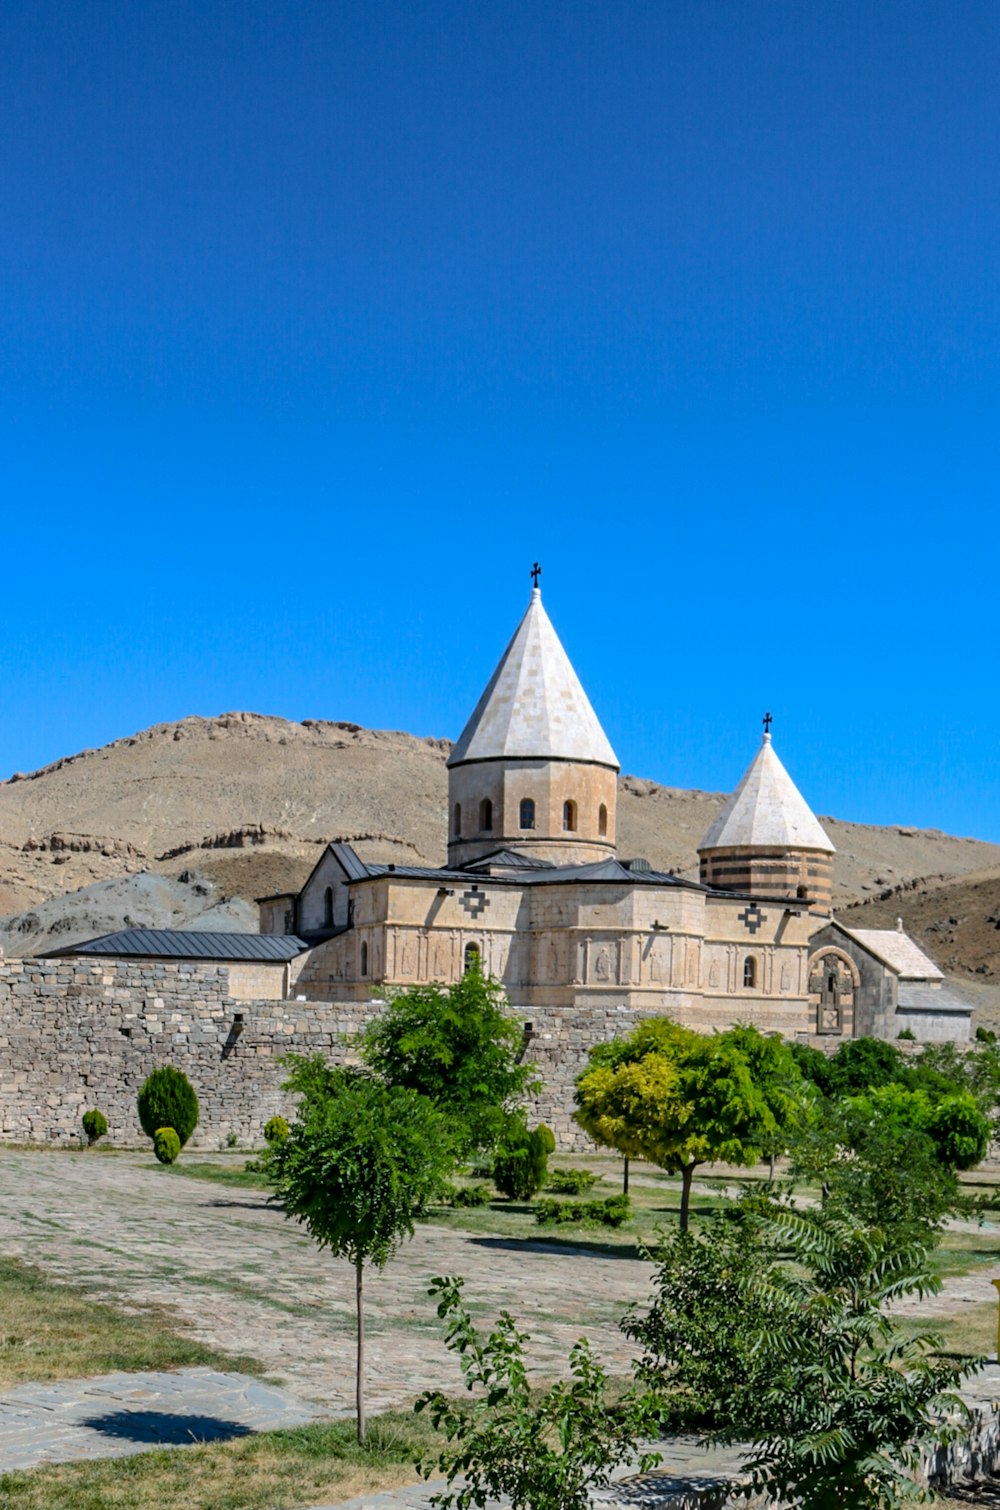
[257,581,968,1044]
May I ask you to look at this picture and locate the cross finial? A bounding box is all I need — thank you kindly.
[763,711,773,736]
[530,561,542,589]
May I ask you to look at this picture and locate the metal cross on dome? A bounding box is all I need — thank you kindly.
[530,561,542,588]
[763,711,773,735]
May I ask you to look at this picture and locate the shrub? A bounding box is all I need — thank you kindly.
[264,1115,289,1144]
[81,1109,107,1145]
[493,1122,553,1201]
[535,1195,631,1228]
[153,1127,181,1165]
[137,1066,199,1146]
[546,1166,601,1194]
[451,1182,493,1207]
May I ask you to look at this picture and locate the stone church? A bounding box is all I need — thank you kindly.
[248,580,971,1045]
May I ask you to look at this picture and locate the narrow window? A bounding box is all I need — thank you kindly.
[480,798,493,832]
[828,972,838,996]
[743,956,757,989]
[454,803,462,838]
[598,803,608,837]
[361,941,369,976]
[464,942,481,974]
[324,886,334,928]
[797,884,808,899]
[519,797,535,830]
[562,799,577,832]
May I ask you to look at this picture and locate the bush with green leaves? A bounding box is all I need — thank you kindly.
[448,1182,493,1207]
[546,1166,601,1194]
[153,1127,181,1165]
[264,1114,289,1144]
[81,1108,107,1145]
[137,1066,199,1146]
[493,1122,554,1201]
[534,1194,630,1228]
[628,1200,974,1507]
[417,1275,659,1510]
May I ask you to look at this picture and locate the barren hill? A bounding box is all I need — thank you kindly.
[2,712,1000,967]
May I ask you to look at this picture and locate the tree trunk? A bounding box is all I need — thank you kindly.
[679,1163,695,1232]
[355,1257,366,1445]
[768,1150,776,1183]
[623,1155,629,1196]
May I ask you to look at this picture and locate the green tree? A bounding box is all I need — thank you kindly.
[493,1121,554,1200]
[268,1056,455,1442]
[360,965,536,1157]
[417,1275,659,1510]
[574,1020,809,1230]
[137,1066,199,1147]
[631,1202,974,1508]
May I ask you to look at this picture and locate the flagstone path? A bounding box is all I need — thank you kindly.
[0,1150,651,1412]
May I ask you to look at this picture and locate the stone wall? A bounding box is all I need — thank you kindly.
[0,956,632,1150]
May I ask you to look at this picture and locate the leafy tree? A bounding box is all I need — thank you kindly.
[826,1037,906,1096]
[631,1202,974,1508]
[417,1275,659,1510]
[575,1020,810,1229]
[137,1066,199,1146]
[360,965,537,1157]
[268,1056,455,1442]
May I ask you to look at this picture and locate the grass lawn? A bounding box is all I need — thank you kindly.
[0,1257,262,1389]
[0,1410,439,1510]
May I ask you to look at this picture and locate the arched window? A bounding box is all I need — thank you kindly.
[323,886,334,928]
[454,803,462,837]
[464,942,481,974]
[827,972,838,996]
[519,798,535,830]
[743,956,757,989]
[479,798,493,832]
[360,941,369,976]
[797,884,808,899]
[562,800,577,832]
[598,803,608,837]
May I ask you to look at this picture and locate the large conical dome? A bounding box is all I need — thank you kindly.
[699,733,834,854]
[448,588,618,770]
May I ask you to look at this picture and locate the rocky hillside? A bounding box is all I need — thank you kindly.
[2,712,999,965]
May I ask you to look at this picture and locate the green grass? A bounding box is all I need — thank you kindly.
[0,1409,439,1510]
[0,1256,263,1389]
[161,1161,272,1191]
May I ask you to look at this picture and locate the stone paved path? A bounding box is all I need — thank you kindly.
[0,1367,317,1473]
[0,1151,651,1412]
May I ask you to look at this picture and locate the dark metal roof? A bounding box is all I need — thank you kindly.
[897,983,974,1016]
[463,848,556,871]
[44,929,311,962]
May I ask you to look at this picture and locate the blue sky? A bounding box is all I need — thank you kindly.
[1,1,998,839]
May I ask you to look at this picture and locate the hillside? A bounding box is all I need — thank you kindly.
[2,711,999,967]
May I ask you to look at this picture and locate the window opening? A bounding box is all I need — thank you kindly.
[454,803,462,838]
[324,887,334,928]
[743,956,757,989]
[464,942,481,973]
[519,798,535,830]
[361,941,369,976]
[480,798,493,832]
[598,803,608,837]
[562,800,577,832]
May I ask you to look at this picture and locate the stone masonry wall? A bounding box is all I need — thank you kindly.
[0,957,630,1150]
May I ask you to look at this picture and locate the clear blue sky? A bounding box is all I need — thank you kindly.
[1,2,998,840]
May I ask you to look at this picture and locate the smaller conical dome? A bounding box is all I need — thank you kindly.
[448,588,618,769]
[699,733,834,854]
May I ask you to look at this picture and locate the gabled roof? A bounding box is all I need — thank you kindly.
[44,929,310,962]
[462,848,557,871]
[699,734,834,854]
[840,926,944,980]
[448,588,618,769]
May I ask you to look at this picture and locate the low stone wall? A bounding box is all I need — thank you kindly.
[0,957,634,1149]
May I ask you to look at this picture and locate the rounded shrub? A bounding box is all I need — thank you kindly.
[81,1108,108,1145]
[264,1114,289,1144]
[137,1066,199,1146]
[153,1127,181,1165]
